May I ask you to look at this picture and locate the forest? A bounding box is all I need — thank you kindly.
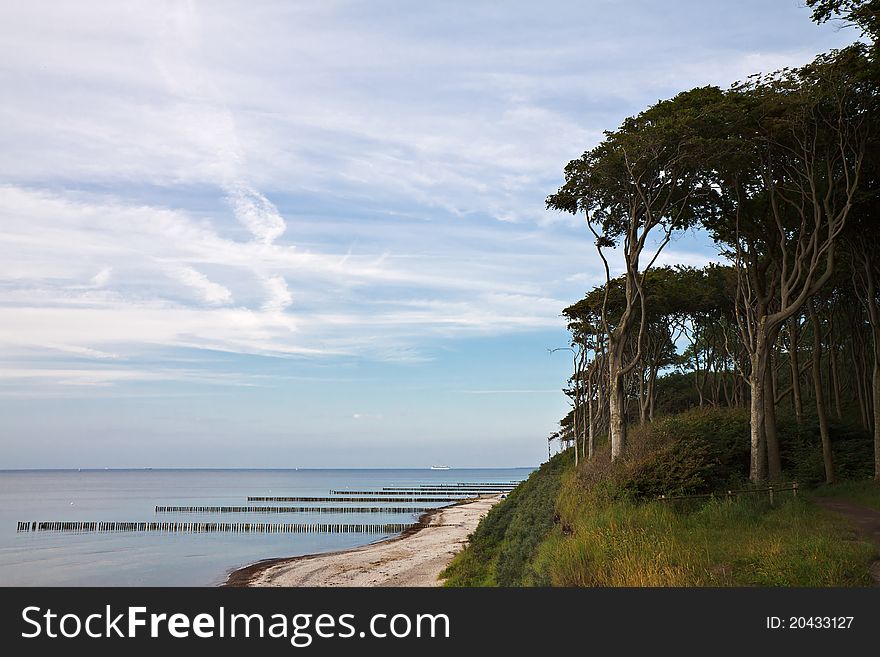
[546,0,880,488]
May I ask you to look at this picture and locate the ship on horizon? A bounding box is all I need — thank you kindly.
[429,465,451,470]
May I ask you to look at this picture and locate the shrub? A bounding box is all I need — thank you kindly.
[573,407,751,502]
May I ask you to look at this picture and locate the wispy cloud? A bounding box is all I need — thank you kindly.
[0,0,852,405]
[226,184,287,245]
[169,265,234,306]
[0,185,584,374]
[261,274,293,313]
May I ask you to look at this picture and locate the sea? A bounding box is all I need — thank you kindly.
[0,468,531,587]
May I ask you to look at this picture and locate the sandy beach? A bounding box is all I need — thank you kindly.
[224,495,500,587]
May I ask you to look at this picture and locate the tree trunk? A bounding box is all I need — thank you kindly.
[764,362,782,482]
[587,365,595,460]
[859,258,880,480]
[853,340,870,431]
[638,365,648,425]
[873,354,880,482]
[809,304,835,484]
[608,359,626,461]
[570,348,580,468]
[829,343,843,420]
[749,336,770,483]
[788,320,803,424]
[696,355,705,408]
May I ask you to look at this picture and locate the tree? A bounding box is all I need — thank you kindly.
[548,88,717,461]
[701,46,871,482]
[844,131,880,479]
[807,0,880,42]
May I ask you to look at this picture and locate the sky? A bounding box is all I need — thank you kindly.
[0,1,858,468]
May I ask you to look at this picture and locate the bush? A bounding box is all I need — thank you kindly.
[573,407,751,502]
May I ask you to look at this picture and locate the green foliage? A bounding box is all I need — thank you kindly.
[779,415,875,485]
[546,87,724,240]
[573,408,751,502]
[651,371,702,415]
[441,449,573,586]
[807,0,880,40]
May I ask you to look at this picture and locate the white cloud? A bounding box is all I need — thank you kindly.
[226,183,287,245]
[261,274,293,313]
[0,365,264,392]
[0,0,851,399]
[0,185,587,374]
[91,267,112,287]
[352,413,383,421]
[170,265,234,306]
[0,2,851,226]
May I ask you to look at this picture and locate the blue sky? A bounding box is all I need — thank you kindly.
[0,1,857,468]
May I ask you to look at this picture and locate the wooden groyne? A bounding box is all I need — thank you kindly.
[247,496,477,503]
[382,486,516,493]
[154,506,438,514]
[329,490,479,496]
[396,483,519,487]
[16,521,418,534]
[388,482,518,486]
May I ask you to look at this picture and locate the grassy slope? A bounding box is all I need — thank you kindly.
[441,450,573,586]
[443,407,877,587]
[533,474,873,586]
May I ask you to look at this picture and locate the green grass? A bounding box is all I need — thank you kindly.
[811,479,880,511]
[441,450,573,586]
[443,408,878,587]
[530,475,875,586]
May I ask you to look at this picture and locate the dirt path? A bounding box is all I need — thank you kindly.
[814,497,880,585]
[224,495,500,587]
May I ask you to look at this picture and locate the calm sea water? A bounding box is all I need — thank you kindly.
[0,468,530,586]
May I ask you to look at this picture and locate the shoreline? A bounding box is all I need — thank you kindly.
[222,495,500,587]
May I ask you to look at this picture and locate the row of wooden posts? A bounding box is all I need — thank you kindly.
[154,506,437,514]
[16,483,518,535]
[246,496,481,503]
[16,521,419,534]
[381,485,517,489]
[329,490,486,496]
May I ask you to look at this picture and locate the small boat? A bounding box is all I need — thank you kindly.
[430,465,451,470]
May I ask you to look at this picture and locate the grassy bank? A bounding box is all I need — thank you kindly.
[443,408,877,587]
[533,478,873,586]
[441,450,573,586]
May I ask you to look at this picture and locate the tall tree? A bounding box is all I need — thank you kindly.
[548,89,717,461]
[702,46,871,481]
